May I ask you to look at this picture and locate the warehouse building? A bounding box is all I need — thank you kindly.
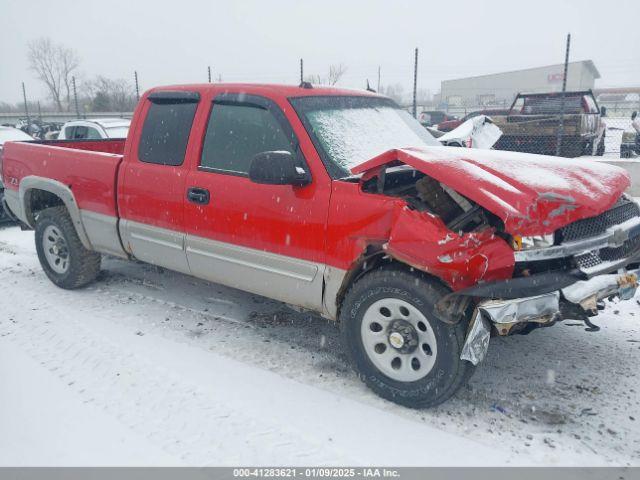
[439,60,600,109]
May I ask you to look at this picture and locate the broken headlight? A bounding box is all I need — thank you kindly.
[512,234,554,250]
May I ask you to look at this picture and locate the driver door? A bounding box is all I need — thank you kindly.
[184,94,330,310]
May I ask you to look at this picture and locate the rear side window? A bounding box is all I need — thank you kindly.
[200,103,293,174]
[139,100,198,166]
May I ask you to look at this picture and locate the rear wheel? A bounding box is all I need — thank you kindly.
[35,206,101,289]
[340,267,474,408]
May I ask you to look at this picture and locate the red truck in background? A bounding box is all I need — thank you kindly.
[2,83,639,408]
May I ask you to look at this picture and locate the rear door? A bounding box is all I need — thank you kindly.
[183,93,331,309]
[118,91,200,273]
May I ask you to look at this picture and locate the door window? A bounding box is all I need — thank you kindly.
[200,103,294,175]
[138,100,198,166]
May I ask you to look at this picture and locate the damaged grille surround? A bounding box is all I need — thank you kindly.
[514,196,640,275]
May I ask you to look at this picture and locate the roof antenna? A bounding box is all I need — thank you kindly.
[366,79,376,93]
[299,81,313,89]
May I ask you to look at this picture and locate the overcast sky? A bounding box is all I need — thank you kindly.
[1,0,638,104]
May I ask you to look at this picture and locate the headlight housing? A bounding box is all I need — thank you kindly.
[512,234,554,250]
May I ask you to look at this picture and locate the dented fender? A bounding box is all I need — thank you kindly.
[384,205,515,290]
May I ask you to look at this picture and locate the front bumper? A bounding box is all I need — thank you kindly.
[460,267,639,365]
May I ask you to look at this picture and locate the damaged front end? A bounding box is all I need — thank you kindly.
[351,147,639,367]
[455,194,640,365]
[461,267,639,365]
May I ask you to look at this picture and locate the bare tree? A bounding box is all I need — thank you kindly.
[305,63,348,86]
[27,38,80,112]
[83,76,137,112]
[327,63,347,85]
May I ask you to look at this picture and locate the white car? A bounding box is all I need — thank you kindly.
[0,126,33,222]
[57,118,131,140]
[0,126,33,152]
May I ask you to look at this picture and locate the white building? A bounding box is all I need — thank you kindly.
[439,60,600,109]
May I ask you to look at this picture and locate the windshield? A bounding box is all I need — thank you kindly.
[290,96,439,178]
[105,126,129,138]
[0,128,33,145]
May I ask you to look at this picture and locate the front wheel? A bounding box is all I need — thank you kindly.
[35,206,101,289]
[340,267,474,408]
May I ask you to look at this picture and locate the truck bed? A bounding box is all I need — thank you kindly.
[2,139,125,217]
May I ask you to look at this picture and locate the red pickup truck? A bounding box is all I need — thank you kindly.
[2,84,639,408]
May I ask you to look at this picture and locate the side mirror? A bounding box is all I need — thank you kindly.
[600,106,607,117]
[248,151,310,186]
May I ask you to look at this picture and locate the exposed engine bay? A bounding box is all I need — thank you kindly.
[361,165,504,235]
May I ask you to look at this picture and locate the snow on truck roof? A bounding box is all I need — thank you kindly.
[145,83,382,99]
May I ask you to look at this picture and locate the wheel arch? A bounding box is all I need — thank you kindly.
[19,176,93,250]
[326,244,453,322]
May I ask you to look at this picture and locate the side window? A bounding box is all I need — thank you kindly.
[64,126,75,139]
[200,103,294,174]
[74,126,88,139]
[86,127,102,139]
[138,100,198,166]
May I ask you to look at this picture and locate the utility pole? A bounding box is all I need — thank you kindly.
[208,66,212,83]
[556,33,571,156]
[412,48,418,118]
[72,76,80,118]
[377,66,381,92]
[300,58,304,84]
[22,82,30,126]
[37,101,42,121]
[134,71,140,101]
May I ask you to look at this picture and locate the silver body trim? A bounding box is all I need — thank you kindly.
[186,234,325,311]
[80,210,127,258]
[119,219,191,274]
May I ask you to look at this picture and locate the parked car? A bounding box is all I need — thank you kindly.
[436,109,511,132]
[2,84,638,408]
[491,90,606,157]
[57,118,131,140]
[0,126,33,223]
[418,110,457,127]
[15,118,62,140]
[427,115,503,149]
[620,130,639,158]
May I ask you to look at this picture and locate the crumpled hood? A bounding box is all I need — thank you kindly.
[352,146,630,235]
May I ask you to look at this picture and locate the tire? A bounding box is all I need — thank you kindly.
[35,206,101,289]
[559,138,584,158]
[596,135,605,156]
[340,266,474,408]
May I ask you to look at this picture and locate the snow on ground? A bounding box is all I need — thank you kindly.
[0,224,639,466]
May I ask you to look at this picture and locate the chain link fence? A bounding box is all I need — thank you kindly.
[418,91,639,159]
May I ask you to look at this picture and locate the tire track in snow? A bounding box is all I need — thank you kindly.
[0,296,351,465]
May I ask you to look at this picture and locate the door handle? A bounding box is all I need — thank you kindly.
[187,187,210,205]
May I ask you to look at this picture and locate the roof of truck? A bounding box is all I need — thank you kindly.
[146,83,382,99]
